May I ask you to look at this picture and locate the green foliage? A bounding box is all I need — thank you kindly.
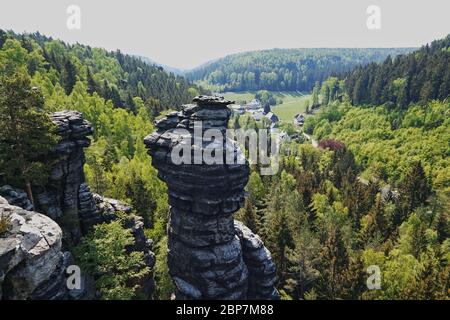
[235,198,259,233]
[1,30,206,113]
[284,226,321,298]
[0,67,58,189]
[320,77,345,106]
[0,212,11,236]
[0,31,181,299]
[346,35,450,106]
[316,227,351,299]
[246,171,266,207]
[74,219,150,300]
[259,131,449,299]
[255,90,281,106]
[187,48,412,92]
[310,101,449,190]
[2,29,448,301]
[265,210,294,282]
[153,236,175,300]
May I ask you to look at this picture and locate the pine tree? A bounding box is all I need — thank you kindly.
[0,29,7,48]
[342,255,366,299]
[435,212,449,243]
[266,211,294,283]
[63,57,77,95]
[102,79,112,100]
[311,81,320,107]
[126,93,136,113]
[399,161,431,219]
[316,227,350,299]
[126,175,156,227]
[86,67,98,95]
[361,194,387,245]
[414,249,441,299]
[240,198,259,233]
[0,69,58,203]
[110,85,123,107]
[285,229,320,299]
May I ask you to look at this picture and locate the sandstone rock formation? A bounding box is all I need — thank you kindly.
[0,196,70,299]
[33,110,93,242]
[0,185,34,211]
[144,96,279,299]
[234,221,278,299]
[1,110,155,300]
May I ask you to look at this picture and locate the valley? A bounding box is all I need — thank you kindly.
[223,91,311,123]
[0,28,449,301]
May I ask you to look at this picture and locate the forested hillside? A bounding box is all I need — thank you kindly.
[345,35,450,107]
[0,28,448,300]
[186,48,413,92]
[0,30,205,115]
[0,31,204,298]
[253,37,449,299]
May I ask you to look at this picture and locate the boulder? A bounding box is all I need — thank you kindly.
[0,196,69,300]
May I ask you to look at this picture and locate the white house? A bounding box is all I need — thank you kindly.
[265,112,279,124]
[245,99,261,110]
[293,113,305,126]
[230,104,245,114]
[250,109,264,121]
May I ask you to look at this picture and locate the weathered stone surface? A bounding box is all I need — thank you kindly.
[144,96,278,300]
[33,110,93,242]
[234,221,279,300]
[78,183,102,233]
[1,110,155,300]
[0,196,69,300]
[0,185,34,211]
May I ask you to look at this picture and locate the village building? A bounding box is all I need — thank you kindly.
[230,104,245,114]
[245,99,261,110]
[293,113,305,126]
[265,111,279,124]
[250,109,264,121]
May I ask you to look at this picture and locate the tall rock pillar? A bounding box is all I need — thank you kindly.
[144,96,278,299]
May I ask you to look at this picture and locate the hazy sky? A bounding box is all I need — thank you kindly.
[1,0,449,69]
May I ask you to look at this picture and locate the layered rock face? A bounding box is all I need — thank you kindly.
[0,185,34,211]
[34,111,93,242]
[234,221,278,299]
[144,96,278,299]
[0,196,69,299]
[1,110,155,299]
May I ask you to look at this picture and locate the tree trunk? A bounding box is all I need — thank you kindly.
[25,181,35,207]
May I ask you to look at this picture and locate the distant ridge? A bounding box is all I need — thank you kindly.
[185,47,416,92]
[135,55,186,75]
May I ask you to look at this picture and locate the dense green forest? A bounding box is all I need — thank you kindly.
[228,36,449,299]
[236,100,449,299]
[0,29,448,300]
[345,35,450,107]
[0,30,205,115]
[0,31,184,298]
[186,48,413,92]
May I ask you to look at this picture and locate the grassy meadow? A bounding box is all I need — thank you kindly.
[223,91,311,123]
